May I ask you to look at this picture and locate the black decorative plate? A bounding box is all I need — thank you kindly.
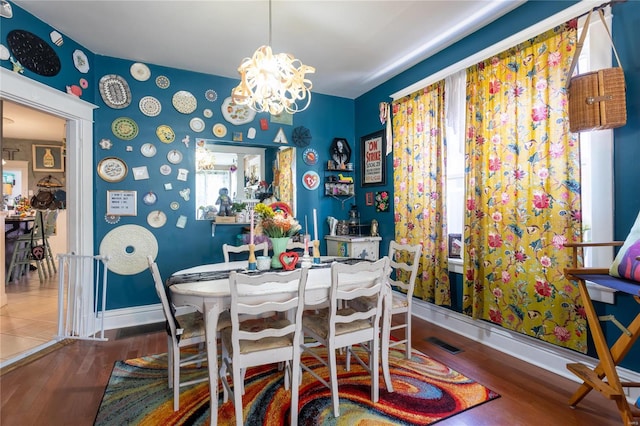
[292,126,312,147]
[7,30,61,77]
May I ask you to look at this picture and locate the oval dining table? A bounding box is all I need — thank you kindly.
[168,257,395,425]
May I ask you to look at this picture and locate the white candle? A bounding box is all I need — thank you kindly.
[313,209,318,241]
[249,210,254,245]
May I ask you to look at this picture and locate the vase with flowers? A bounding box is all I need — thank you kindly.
[255,203,301,268]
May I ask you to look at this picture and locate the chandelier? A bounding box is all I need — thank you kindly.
[231,0,315,115]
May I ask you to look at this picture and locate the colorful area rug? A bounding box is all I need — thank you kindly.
[95,346,499,425]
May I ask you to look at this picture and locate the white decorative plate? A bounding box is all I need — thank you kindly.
[147,210,167,228]
[170,201,180,210]
[205,89,218,102]
[99,225,158,275]
[99,74,131,109]
[156,124,175,143]
[213,123,227,138]
[73,49,89,73]
[155,75,170,89]
[203,108,213,118]
[160,164,172,175]
[143,191,158,206]
[97,157,127,183]
[140,143,157,158]
[167,149,183,164]
[220,96,256,125]
[172,90,197,114]
[139,96,161,117]
[189,117,205,133]
[130,62,151,81]
[0,44,10,61]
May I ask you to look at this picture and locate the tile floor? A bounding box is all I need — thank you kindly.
[0,270,59,362]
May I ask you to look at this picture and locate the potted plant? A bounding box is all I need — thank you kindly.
[232,201,247,222]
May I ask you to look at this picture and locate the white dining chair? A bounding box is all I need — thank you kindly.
[219,268,309,426]
[147,255,208,411]
[222,241,269,263]
[301,257,390,418]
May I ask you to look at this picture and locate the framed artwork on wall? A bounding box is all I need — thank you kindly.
[32,144,64,172]
[360,130,386,186]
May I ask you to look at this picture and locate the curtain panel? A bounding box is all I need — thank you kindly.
[463,21,585,351]
[392,81,451,306]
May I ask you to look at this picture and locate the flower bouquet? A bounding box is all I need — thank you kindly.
[254,202,301,238]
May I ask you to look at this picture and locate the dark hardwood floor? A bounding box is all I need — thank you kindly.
[0,317,632,425]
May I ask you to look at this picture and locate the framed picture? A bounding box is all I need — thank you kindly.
[106,190,137,216]
[360,130,386,186]
[32,144,64,172]
[448,233,462,258]
[365,191,374,206]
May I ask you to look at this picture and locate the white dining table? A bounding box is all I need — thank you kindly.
[169,257,394,425]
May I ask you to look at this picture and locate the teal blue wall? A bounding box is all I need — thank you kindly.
[354,0,640,372]
[3,1,639,372]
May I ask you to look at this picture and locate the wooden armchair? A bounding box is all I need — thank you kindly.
[563,241,640,426]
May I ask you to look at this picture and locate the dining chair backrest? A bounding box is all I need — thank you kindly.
[223,241,269,262]
[228,268,308,348]
[286,240,307,253]
[43,209,59,237]
[147,255,180,340]
[388,240,422,295]
[329,257,390,333]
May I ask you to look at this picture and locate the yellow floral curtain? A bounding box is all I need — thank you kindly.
[463,21,585,351]
[277,148,293,208]
[392,81,450,305]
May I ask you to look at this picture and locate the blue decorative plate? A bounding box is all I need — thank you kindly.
[302,148,318,166]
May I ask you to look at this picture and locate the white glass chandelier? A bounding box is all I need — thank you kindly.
[231,0,315,115]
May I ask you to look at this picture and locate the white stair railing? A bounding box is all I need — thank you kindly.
[57,254,109,341]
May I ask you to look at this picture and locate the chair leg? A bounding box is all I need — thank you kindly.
[290,347,301,426]
[405,311,412,359]
[173,345,180,412]
[328,344,340,418]
[371,337,380,403]
[167,337,174,389]
[233,362,244,426]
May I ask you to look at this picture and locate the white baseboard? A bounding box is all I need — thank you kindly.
[103,297,640,405]
[410,295,640,405]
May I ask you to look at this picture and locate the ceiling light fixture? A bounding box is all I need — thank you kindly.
[231,0,315,115]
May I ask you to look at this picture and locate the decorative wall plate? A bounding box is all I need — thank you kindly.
[167,149,183,164]
[292,126,312,147]
[0,44,9,61]
[142,191,158,206]
[172,90,197,114]
[140,143,157,158]
[99,74,132,109]
[160,164,172,175]
[213,123,227,138]
[130,62,150,81]
[170,201,180,210]
[156,124,175,143]
[139,96,161,117]
[97,157,127,183]
[72,49,89,73]
[302,148,319,166]
[7,30,61,76]
[147,210,167,228]
[155,75,170,89]
[205,89,218,102]
[189,117,205,132]
[132,166,150,180]
[99,225,158,275]
[203,108,213,118]
[111,117,139,140]
[1,0,13,18]
[221,96,256,125]
[50,30,63,46]
[302,171,320,190]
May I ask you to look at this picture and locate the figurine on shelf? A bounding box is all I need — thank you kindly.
[371,219,379,237]
[327,216,338,236]
[215,187,232,216]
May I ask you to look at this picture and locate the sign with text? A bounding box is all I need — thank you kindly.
[361,130,386,186]
[106,190,137,216]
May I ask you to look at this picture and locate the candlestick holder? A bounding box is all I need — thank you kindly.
[312,240,321,264]
[247,243,257,270]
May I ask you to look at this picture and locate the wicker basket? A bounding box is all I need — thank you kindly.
[568,67,626,133]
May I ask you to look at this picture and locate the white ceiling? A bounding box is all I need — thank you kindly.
[3,0,525,142]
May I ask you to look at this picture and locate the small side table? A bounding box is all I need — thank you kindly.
[325,235,382,261]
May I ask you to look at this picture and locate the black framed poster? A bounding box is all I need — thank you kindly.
[360,130,386,186]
